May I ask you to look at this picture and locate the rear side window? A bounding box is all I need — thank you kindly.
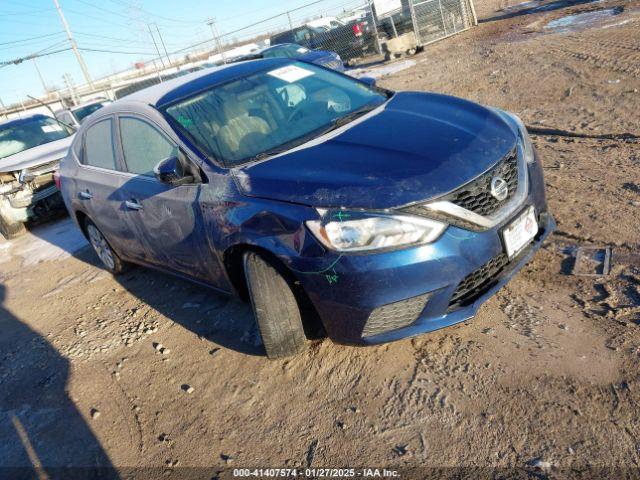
[119,117,177,177]
[84,119,117,170]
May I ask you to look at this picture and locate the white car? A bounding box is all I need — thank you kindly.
[306,16,345,31]
[0,114,74,239]
[54,99,111,128]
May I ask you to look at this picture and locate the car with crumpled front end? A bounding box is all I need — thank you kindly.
[0,114,74,239]
[57,59,554,358]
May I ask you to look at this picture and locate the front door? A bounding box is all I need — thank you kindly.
[115,115,226,286]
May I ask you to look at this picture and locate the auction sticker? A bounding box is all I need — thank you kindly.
[42,124,63,133]
[267,65,314,83]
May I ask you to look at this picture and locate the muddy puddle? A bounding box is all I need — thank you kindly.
[544,6,624,32]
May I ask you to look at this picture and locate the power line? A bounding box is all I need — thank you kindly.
[0,48,72,67]
[78,47,160,55]
[0,8,56,16]
[74,30,183,48]
[0,32,65,47]
[167,0,326,56]
[105,0,204,24]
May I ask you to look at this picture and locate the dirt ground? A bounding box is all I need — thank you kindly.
[1,1,640,478]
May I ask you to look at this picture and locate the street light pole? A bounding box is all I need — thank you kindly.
[207,17,227,64]
[52,0,94,90]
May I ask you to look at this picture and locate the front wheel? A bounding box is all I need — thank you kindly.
[85,219,127,274]
[243,252,306,359]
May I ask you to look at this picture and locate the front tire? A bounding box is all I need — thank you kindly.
[85,219,127,274]
[243,252,306,359]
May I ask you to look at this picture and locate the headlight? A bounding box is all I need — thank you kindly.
[505,112,535,164]
[306,213,447,252]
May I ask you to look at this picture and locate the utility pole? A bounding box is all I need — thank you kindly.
[147,24,166,69]
[63,73,79,105]
[32,58,48,93]
[53,0,94,90]
[0,96,7,118]
[15,91,26,112]
[286,11,293,29]
[154,24,171,67]
[206,17,226,64]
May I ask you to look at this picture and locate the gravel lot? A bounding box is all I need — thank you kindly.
[1,0,639,478]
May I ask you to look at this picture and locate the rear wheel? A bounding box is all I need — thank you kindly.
[85,219,127,274]
[243,252,306,359]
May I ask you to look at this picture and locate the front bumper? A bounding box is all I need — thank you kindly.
[292,158,554,345]
[363,212,555,344]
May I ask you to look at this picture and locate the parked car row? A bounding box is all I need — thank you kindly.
[233,43,345,72]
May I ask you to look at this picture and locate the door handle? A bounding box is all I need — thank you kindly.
[125,200,143,211]
[78,190,93,200]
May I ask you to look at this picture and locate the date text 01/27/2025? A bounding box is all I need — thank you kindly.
[232,468,400,477]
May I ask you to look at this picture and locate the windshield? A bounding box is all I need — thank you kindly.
[164,62,388,167]
[72,101,109,123]
[0,117,73,160]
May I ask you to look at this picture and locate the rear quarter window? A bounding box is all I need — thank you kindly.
[84,119,118,170]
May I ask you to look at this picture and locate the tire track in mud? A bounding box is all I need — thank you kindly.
[545,33,640,77]
[379,336,477,434]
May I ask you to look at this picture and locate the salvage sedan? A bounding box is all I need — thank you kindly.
[58,59,554,358]
[0,114,74,239]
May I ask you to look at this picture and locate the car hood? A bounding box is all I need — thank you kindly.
[0,135,74,173]
[232,92,518,209]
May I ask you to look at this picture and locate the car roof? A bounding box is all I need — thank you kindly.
[121,57,291,108]
[0,113,50,128]
[71,99,109,111]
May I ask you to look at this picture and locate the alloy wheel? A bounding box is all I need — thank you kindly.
[87,224,116,271]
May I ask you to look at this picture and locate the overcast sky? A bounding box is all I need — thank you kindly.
[0,0,362,107]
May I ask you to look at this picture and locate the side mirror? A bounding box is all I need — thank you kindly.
[18,169,36,184]
[154,154,199,186]
[359,76,377,87]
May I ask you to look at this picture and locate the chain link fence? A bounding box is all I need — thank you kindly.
[214,0,477,66]
[1,0,477,115]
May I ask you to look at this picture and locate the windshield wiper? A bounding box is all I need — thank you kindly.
[326,104,379,132]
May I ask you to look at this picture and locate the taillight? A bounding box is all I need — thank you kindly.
[53,170,61,190]
[352,23,362,37]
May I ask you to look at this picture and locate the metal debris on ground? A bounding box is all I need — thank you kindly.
[572,246,612,276]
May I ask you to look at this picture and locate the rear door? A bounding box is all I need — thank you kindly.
[75,117,143,259]
[115,114,224,285]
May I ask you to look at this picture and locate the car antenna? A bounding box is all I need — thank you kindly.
[27,94,74,130]
[26,95,57,118]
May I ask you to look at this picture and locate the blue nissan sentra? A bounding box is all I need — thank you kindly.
[58,59,554,358]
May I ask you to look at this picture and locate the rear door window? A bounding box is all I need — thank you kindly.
[84,119,118,170]
[119,117,177,177]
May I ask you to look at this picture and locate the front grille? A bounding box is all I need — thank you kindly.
[448,253,510,310]
[443,148,518,217]
[362,292,432,337]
